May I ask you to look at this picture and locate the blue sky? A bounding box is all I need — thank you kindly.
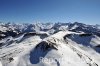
[0,0,100,24]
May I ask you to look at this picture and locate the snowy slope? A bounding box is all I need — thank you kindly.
[0,30,100,66]
[0,22,100,66]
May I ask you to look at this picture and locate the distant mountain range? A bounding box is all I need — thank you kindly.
[0,22,100,39]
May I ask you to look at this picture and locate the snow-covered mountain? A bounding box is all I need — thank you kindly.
[0,22,100,39]
[0,22,100,66]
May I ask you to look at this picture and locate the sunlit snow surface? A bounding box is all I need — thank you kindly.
[0,22,100,66]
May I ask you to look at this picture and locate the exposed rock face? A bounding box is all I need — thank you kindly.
[35,41,58,51]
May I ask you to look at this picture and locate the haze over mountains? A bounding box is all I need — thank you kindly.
[0,22,100,66]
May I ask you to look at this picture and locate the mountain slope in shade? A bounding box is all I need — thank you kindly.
[0,22,100,66]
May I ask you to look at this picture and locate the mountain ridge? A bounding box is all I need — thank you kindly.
[0,22,100,66]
